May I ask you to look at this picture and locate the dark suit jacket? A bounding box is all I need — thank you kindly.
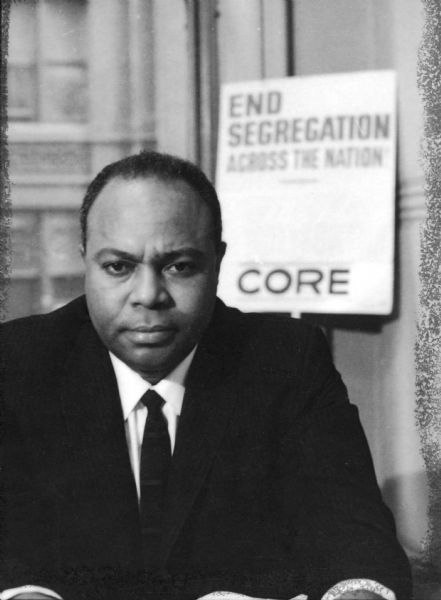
[1,296,411,600]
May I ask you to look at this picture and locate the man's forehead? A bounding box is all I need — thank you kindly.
[98,174,201,200]
[89,175,209,220]
[92,182,207,220]
[86,176,217,251]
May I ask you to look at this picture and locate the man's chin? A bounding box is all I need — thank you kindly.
[119,347,180,382]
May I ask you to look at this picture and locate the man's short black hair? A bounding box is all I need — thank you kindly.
[80,150,223,250]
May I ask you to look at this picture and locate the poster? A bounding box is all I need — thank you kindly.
[216,70,397,315]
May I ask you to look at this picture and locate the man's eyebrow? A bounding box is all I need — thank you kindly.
[93,248,140,261]
[159,248,207,260]
[93,247,206,262]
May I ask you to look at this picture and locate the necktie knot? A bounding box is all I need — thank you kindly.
[141,389,165,415]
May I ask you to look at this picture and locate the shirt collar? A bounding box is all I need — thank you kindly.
[109,347,197,420]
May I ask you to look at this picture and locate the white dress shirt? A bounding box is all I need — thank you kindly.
[109,348,196,499]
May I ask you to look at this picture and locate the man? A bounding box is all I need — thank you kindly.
[2,151,411,600]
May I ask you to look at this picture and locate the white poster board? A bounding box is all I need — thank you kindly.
[216,71,397,315]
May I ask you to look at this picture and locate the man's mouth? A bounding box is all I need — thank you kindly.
[125,325,177,345]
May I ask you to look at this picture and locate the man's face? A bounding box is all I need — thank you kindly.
[83,176,225,383]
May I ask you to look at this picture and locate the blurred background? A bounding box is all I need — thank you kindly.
[4,0,429,589]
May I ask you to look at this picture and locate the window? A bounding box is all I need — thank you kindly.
[8,0,88,123]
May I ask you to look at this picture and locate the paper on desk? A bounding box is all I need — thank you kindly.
[197,593,308,600]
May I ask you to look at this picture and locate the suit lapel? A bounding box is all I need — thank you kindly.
[160,304,241,563]
[59,319,141,542]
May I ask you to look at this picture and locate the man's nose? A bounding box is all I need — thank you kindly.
[129,266,171,308]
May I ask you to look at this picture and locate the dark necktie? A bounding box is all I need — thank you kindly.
[139,389,171,570]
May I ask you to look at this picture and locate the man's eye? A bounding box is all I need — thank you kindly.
[165,262,196,275]
[103,262,132,276]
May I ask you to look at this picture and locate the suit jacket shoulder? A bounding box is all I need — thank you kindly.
[201,299,331,370]
[2,296,89,367]
[197,299,348,416]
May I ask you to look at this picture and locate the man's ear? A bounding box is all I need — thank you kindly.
[215,242,227,274]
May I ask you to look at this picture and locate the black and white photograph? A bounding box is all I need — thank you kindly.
[1,2,438,599]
